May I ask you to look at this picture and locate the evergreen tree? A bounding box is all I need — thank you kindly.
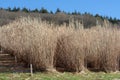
[39,7,48,13]
[55,8,61,13]
[72,10,78,15]
[7,7,11,11]
[12,7,20,12]
[22,7,29,13]
[50,11,53,14]
[95,14,100,17]
[32,8,39,12]
[95,14,104,20]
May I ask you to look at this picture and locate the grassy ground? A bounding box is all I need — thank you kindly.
[0,71,120,80]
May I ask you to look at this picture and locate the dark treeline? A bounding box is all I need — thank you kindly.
[0,7,120,28]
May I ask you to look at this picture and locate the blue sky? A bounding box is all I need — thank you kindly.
[0,0,120,19]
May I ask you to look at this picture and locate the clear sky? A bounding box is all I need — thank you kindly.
[0,0,120,19]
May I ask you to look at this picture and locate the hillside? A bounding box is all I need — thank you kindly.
[0,8,120,28]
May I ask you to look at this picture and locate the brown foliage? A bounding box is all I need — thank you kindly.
[0,17,120,72]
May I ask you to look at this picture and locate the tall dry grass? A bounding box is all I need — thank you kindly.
[55,28,120,72]
[0,17,120,72]
[83,28,120,72]
[0,17,58,71]
[54,28,85,72]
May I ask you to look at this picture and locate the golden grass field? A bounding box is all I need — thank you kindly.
[0,17,120,74]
